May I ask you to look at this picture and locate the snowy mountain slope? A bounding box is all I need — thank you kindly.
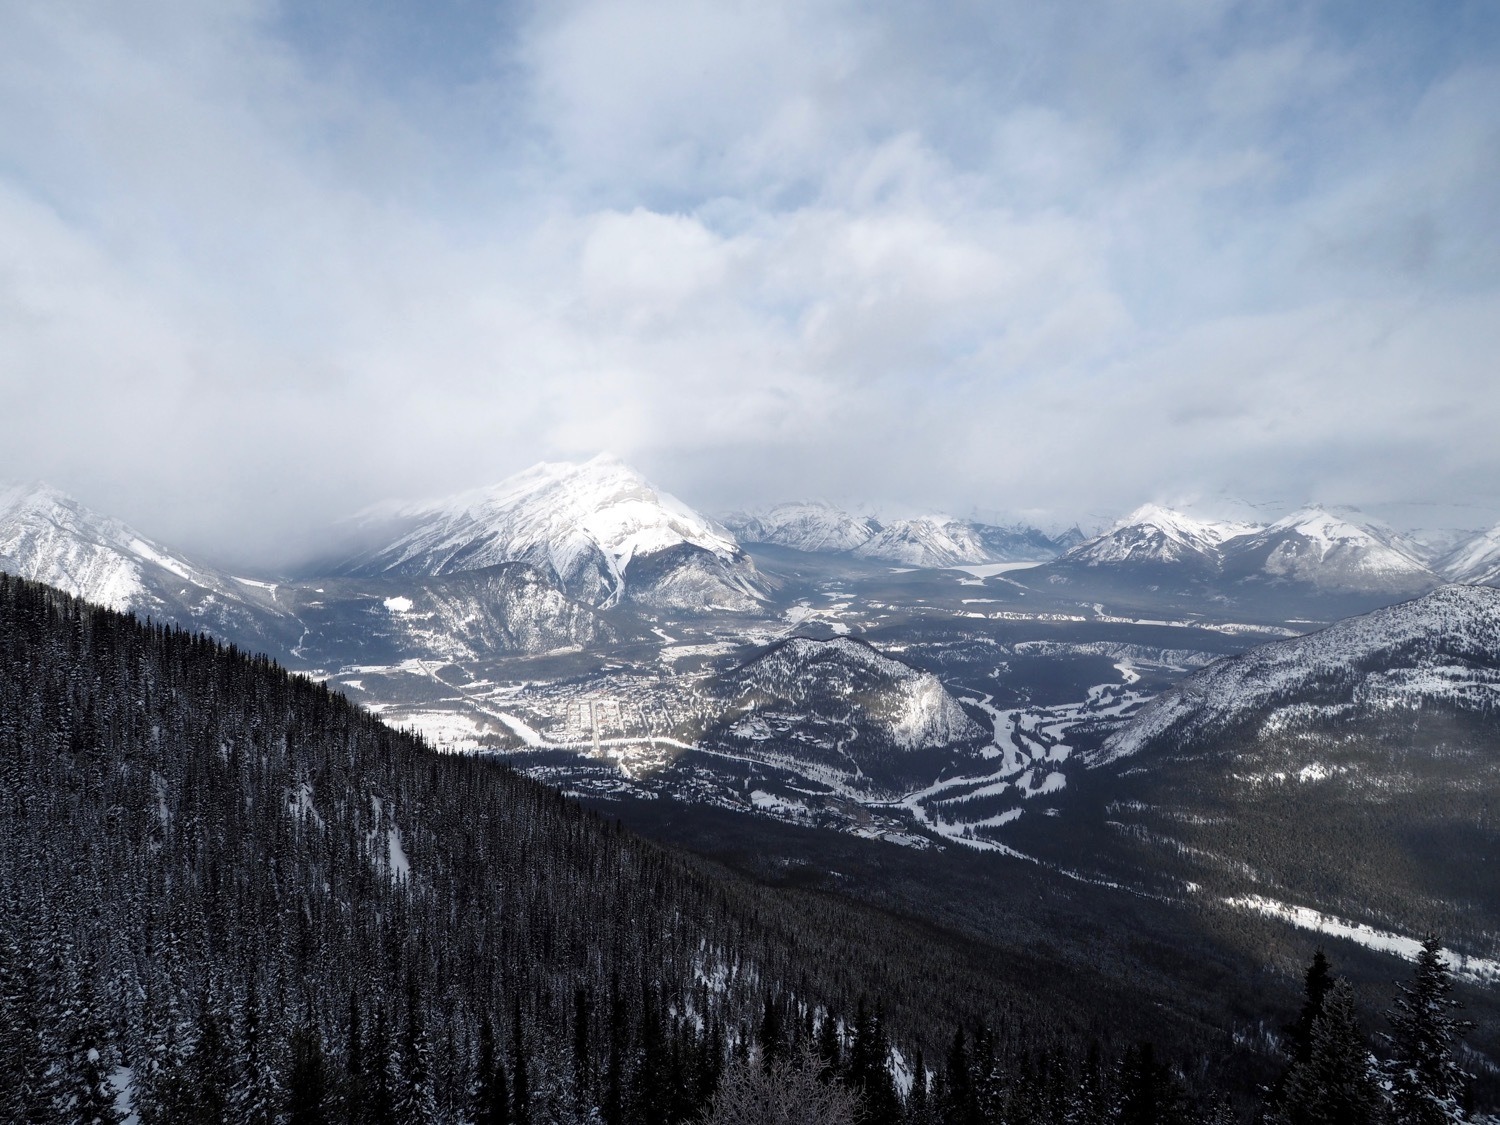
[1095,584,1500,764]
[722,502,881,554]
[1443,522,1500,586]
[850,517,1056,567]
[851,517,988,567]
[287,563,618,666]
[0,483,207,611]
[1218,506,1437,594]
[0,483,296,646]
[1052,584,1500,952]
[702,636,987,793]
[339,454,766,612]
[1032,503,1444,603]
[726,502,1067,567]
[1062,505,1260,570]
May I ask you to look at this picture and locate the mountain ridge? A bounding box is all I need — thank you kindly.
[337,454,767,612]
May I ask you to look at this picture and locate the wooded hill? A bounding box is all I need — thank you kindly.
[0,573,1481,1122]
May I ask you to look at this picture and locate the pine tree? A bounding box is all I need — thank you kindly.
[1290,951,1334,1069]
[907,1049,930,1125]
[1116,1043,1190,1125]
[234,979,282,1125]
[605,976,626,1125]
[847,1002,900,1125]
[287,1012,331,1125]
[396,972,439,1125]
[512,996,531,1125]
[188,998,232,1125]
[1280,978,1380,1125]
[939,1027,975,1125]
[76,1045,122,1125]
[343,995,366,1125]
[816,1010,841,1085]
[366,1007,396,1125]
[1383,936,1473,1125]
[473,1012,511,1125]
[572,985,592,1114]
[759,992,785,1070]
[1067,1040,1110,1125]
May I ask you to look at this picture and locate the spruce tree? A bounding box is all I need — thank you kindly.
[605,976,626,1125]
[572,985,592,1114]
[188,999,231,1125]
[816,1011,842,1085]
[1290,950,1334,1068]
[366,1007,396,1125]
[343,994,366,1125]
[907,1049,930,1125]
[1383,936,1473,1125]
[512,996,531,1125]
[287,1012,331,1125]
[396,972,439,1125]
[234,978,282,1125]
[940,1027,975,1125]
[473,1012,511,1125]
[1280,978,1380,1125]
[76,1045,122,1125]
[1115,1043,1190,1125]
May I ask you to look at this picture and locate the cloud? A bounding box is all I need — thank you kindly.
[0,0,1497,567]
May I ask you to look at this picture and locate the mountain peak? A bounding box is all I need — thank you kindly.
[1113,504,1260,546]
[1236,504,1433,588]
[342,457,761,611]
[0,481,235,615]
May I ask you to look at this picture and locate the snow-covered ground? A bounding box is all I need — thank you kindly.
[1225,894,1500,985]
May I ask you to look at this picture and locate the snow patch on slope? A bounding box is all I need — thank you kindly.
[1226,895,1500,985]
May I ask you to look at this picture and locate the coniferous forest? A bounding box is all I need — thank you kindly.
[0,574,1483,1124]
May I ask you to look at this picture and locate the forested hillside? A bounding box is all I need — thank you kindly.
[0,574,1485,1123]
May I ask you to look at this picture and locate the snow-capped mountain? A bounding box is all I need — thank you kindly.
[0,483,294,645]
[339,455,766,613]
[722,501,881,554]
[1219,505,1436,594]
[0,483,203,612]
[1096,584,1500,764]
[1041,503,1444,599]
[726,502,1067,568]
[703,635,987,793]
[1061,505,1260,571]
[850,517,1053,567]
[1442,521,1500,586]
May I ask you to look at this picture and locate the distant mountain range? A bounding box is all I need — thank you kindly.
[7,470,1497,621]
[1038,502,1462,597]
[8,461,1500,994]
[723,501,1079,568]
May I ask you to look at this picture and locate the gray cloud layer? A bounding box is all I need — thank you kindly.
[1,0,1497,567]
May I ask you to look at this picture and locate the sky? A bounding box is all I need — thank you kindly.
[1,0,1498,568]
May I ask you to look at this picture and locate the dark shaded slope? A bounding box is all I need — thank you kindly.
[0,574,1214,1121]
